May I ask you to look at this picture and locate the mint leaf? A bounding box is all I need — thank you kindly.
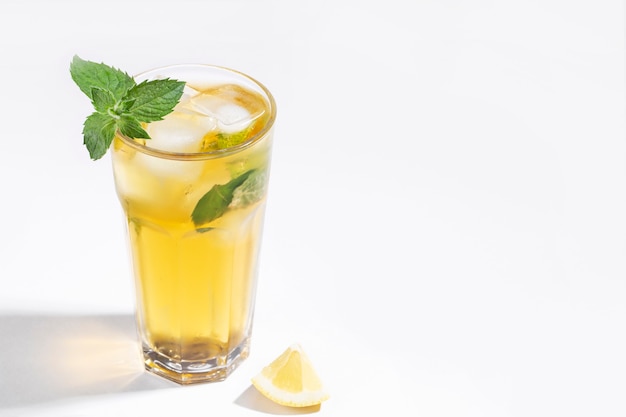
[70,55,186,160]
[192,170,256,226]
[118,98,137,113]
[83,112,117,160]
[118,114,150,139]
[126,79,186,122]
[91,88,116,113]
[70,56,135,101]
[229,168,267,209]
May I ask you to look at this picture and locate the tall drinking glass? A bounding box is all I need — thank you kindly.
[110,65,276,384]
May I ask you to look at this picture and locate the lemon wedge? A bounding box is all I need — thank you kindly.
[251,344,330,407]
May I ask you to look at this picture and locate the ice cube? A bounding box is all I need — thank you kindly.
[145,112,216,153]
[133,106,217,179]
[214,103,252,126]
[189,84,266,133]
[188,94,227,117]
[134,152,203,182]
[135,119,209,179]
[175,85,204,116]
[183,84,202,99]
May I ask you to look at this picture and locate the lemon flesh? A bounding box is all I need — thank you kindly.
[251,344,330,407]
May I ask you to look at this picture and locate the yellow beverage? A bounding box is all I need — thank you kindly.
[110,65,275,384]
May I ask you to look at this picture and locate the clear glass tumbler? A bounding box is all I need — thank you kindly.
[110,64,276,384]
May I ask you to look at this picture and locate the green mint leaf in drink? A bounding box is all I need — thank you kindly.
[126,79,186,122]
[70,55,185,160]
[229,168,267,209]
[192,170,256,226]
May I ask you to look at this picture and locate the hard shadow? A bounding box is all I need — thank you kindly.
[0,312,176,409]
[234,384,321,415]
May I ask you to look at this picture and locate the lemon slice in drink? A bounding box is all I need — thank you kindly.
[251,344,330,408]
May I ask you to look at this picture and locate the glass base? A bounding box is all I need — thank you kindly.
[142,337,251,385]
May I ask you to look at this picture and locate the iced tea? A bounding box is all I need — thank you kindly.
[111,65,275,384]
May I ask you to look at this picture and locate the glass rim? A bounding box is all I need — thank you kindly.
[115,63,276,161]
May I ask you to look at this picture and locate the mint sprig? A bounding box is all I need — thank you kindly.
[70,55,185,160]
[192,169,256,227]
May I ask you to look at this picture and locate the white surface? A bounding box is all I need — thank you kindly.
[0,0,624,416]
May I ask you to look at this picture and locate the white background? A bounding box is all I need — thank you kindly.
[0,1,624,416]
